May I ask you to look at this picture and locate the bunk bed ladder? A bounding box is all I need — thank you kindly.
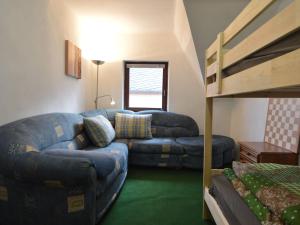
[205,32,224,96]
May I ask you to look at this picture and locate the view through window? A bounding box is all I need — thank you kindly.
[124,62,168,111]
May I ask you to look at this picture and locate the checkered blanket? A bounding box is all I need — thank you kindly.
[224,162,300,225]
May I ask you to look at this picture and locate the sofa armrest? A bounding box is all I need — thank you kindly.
[11,152,97,187]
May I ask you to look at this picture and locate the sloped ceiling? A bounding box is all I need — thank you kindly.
[183,0,248,77]
[64,0,252,78]
[64,0,176,33]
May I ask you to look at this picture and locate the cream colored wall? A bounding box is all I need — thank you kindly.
[0,0,287,142]
[173,0,204,131]
[77,0,204,129]
[181,0,249,136]
[83,32,204,129]
[0,0,94,126]
[230,99,269,141]
[172,0,236,135]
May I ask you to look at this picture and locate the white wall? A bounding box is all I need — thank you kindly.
[173,0,204,131]
[80,32,204,129]
[230,99,269,141]
[0,0,94,126]
[77,0,204,129]
[181,0,249,136]
[0,0,290,145]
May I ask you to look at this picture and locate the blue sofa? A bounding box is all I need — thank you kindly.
[82,109,234,169]
[0,113,128,225]
[0,109,234,225]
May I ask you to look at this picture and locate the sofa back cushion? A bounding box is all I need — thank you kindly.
[115,113,152,139]
[81,109,199,138]
[84,115,116,147]
[44,133,91,151]
[136,111,199,137]
[0,113,86,155]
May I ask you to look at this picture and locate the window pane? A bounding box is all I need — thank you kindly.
[129,67,163,108]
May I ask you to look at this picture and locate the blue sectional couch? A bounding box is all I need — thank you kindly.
[0,109,234,225]
[0,113,127,225]
[83,109,234,169]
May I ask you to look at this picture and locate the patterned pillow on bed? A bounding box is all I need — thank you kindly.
[115,113,152,139]
[84,115,115,147]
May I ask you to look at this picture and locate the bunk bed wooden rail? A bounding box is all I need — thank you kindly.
[205,0,300,97]
[203,0,300,224]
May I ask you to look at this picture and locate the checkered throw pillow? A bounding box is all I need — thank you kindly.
[115,113,152,139]
[84,115,115,147]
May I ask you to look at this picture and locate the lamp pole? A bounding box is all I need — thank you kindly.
[92,60,115,109]
[92,60,105,109]
[96,63,99,109]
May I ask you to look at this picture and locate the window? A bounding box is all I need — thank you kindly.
[124,61,168,111]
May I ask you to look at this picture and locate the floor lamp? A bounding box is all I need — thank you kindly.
[92,60,115,109]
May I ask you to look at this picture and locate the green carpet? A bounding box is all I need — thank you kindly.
[101,167,215,225]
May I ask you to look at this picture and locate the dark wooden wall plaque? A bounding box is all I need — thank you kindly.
[65,40,81,79]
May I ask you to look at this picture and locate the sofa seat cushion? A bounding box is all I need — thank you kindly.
[43,143,128,180]
[84,142,128,176]
[129,152,182,168]
[182,154,224,169]
[120,138,184,154]
[176,135,235,157]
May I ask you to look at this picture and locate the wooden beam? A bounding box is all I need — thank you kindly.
[223,0,275,45]
[212,169,224,176]
[203,97,213,219]
[216,91,300,98]
[206,62,217,78]
[206,40,218,61]
[297,0,300,28]
[206,0,274,59]
[216,33,224,94]
[223,1,300,69]
[207,49,300,98]
[204,188,230,225]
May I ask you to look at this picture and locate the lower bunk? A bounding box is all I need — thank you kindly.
[205,162,300,225]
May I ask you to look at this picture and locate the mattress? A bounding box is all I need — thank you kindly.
[224,29,300,76]
[209,175,261,225]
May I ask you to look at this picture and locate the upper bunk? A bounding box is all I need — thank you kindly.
[205,0,300,98]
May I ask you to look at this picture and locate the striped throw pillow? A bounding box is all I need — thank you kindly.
[84,115,115,147]
[115,113,152,139]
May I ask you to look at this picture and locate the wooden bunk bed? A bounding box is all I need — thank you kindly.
[203,0,300,224]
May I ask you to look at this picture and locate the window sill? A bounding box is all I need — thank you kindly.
[125,107,166,112]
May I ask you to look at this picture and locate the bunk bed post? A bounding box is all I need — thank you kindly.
[203,48,214,219]
[202,96,213,219]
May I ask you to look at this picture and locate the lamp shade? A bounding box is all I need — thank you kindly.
[92,60,105,65]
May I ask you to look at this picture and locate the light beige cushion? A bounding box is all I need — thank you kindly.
[115,113,152,139]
